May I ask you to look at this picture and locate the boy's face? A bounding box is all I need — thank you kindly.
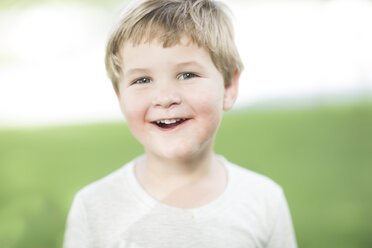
[117,36,238,161]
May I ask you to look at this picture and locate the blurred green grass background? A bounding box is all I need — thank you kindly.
[0,101,372,248]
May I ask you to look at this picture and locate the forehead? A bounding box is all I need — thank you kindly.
[120,36,215,71]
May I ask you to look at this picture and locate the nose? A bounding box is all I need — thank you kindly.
[151,83,181,108]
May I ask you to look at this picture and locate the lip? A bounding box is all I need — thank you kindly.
[150,118,191,131]
[151,117,189,122]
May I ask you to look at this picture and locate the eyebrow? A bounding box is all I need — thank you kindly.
[124,61,206,77]
[174,61,205,69]
[124,68,151,77]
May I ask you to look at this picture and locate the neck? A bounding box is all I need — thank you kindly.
[134,150,227,208]
[146,150,214,180]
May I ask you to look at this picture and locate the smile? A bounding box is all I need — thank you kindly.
[152,118,189,129]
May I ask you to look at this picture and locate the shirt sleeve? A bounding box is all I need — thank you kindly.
[265,189,297,248]
[63,193,92,248]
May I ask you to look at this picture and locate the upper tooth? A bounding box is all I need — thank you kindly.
[164,119,176,124]
[157,119,179,124]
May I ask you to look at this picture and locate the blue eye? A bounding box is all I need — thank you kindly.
[133,78,151,85]
[178,72,197,80]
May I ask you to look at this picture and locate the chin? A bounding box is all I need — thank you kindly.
[160,142,211,162]
[161,149,196,161]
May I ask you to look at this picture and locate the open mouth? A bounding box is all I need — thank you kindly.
[152,118,189,129]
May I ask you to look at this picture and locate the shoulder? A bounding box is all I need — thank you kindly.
[73,159,134,204]
[222,157,285,208]
[220,157,297,247]
[227,159,283,194]
[222,157,291,225]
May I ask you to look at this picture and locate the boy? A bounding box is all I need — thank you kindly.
[64,0,297,247]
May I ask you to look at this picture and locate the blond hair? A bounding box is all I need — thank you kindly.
[105,0,244,93]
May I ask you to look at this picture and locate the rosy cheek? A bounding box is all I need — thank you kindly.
[125,112,146,144]
[195,96,223,128]
[121,96,146,139]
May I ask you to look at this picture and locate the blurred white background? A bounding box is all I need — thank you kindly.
[0,0,371,126]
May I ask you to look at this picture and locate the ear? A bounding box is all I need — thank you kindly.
[115,89,120,101]
[223,69,240,111]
